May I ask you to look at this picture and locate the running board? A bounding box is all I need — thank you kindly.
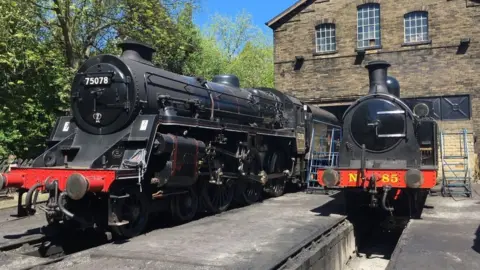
[108,220,129,226]
[208,172,287,185]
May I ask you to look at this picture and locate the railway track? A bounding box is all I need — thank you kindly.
[0,224,110,270]
[0,195,14,201]
[0,233,69,270]
[0,202,48,226]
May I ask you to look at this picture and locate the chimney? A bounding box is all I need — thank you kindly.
[117,40,156,63]
[365,60,391,95]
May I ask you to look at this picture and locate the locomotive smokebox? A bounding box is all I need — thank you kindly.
[365,60,391,95]
[118,40,156,62]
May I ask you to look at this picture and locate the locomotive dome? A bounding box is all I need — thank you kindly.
[386,76,400,97]
[212,74,241,88]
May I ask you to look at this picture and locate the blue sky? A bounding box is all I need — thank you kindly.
[193,0,295,38]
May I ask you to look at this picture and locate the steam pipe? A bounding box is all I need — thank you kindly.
[32,189,40,211]
[58,192,74,218]
[25,182,43,215]
[58,192,89,225]
[365,60,391,95]
[382,185,394,212]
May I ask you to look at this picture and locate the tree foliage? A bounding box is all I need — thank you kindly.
[192,10,274,88]
[0,2,274,158]
[0,0,71,157]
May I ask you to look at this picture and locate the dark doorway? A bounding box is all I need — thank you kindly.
[320,104,351,122]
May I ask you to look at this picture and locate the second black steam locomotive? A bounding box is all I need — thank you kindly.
[0,40,338,238]
[317,60,438,219]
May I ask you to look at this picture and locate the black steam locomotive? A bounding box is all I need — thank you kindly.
[0,40,339,238]
[317,60,438,219]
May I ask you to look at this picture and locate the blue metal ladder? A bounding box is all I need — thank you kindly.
[306,125,341,193]
[440,128,472,197]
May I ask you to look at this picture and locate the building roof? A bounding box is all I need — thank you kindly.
[266,0,311,29]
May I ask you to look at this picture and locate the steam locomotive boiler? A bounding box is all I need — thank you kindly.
[0,40,339,238]
[317,60,438,219]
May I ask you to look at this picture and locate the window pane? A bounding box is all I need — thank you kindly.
[357,4,381,48]
[404,11,428,43]
[416,26,422,33]
[316,24,336,52]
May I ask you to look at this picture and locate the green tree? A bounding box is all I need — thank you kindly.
[227,42,274,88]
[186,36,228,80]
[193,10,274,88]
[31,0,122,69]
[0,0,70,157]
[116,0,201,74]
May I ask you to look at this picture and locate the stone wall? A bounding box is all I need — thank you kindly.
[270,0,480,182]
[272,0,479,109]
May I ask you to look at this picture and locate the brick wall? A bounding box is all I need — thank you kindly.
[270,0,480,181]
[273,0,479,100]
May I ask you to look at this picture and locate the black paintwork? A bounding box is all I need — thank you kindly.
[71,45,288,136]
[386,76,400,97]
[339,60,438,169]
[350,98,406,152]
[212,74,241,88]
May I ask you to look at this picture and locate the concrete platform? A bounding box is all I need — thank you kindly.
[0,207,48,270]
[0,208,44,246]
[29,192,354,270]
[387,184,480,270]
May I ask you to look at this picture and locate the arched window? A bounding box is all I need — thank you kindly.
[404,11,429,43]
[357,3,381,49]
[315,23,336,53]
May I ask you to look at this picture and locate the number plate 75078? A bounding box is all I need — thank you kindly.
[84,76,112,86]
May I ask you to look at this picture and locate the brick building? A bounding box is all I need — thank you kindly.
[267,0,480,181]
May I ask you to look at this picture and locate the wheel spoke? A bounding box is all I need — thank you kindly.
[201,179,234,214]
[171,187,198,223]
[110,186,149,239]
